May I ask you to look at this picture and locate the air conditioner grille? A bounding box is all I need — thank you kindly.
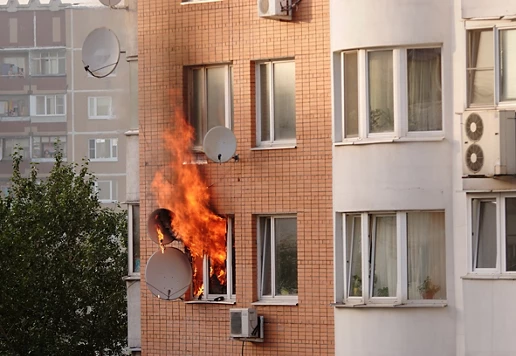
[259,0,269,14]
[230,311,242,335]
[465,113,484,141]
[465,143,484,173]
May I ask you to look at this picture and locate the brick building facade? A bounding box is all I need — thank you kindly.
[138,0,334,354]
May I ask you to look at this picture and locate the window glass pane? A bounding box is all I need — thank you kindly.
[36,96,45,115]
[132,205,140,272]
[500,29,516,101]
[96,97,111,116]
[273,61,296,141]
[407,48,442,131]
[473,199,497,269]
[96,181,111,200]
[56,96,64,115]
[95,139,110,159]
[274,217,297,296]
[346,215,362,297]
[505,198,516,271]
[89,140,95,159]
[259,63,271,142]
[371,215,396,297]
[46,96,55,115]
[344,52,359,138]
[206,67,226,132]
[407,212,446,300]
[368,50,394,133]
[260,217,272,296]
[192,69,203,147]
[467,29,494,105]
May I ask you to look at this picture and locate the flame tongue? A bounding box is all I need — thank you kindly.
[151,96,228,298]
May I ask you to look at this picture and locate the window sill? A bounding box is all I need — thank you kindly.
[252,300,298,306]
[251,145,297,151]
[335,136,445,146]
[89,116,116,120]
[90,159,118,162]
[185,299,236,305]
[123,275,140,281]
[332,302,447,308]
[462,273,516,280]
[181,0,223,4]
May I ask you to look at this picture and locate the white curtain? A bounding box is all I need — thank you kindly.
[407,48,442,131]
[407,212,446,300]
[371,215,397,297]
[346,215,362,297]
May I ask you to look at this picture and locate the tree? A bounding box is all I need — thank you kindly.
[0,148,127,355]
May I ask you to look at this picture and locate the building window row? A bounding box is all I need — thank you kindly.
[0,50,66,78]
[338,211,446,305]
[186,59,296,150]
[0,136,66,161]
[335,46,443,142]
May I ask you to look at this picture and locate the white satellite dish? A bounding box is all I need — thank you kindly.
[146,248,192,301]
[99,0,121,6]
[203,126,237,163]
[82,27,120,78]
[147,208,176,245]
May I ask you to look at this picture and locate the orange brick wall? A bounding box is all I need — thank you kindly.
[138,0,334,355]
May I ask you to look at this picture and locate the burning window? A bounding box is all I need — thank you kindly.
[258,215,298,300]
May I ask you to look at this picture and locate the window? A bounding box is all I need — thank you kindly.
[256,60,296,147]
[32,136,66,159]
[187,65,232,148]
[470,194,516,273]
[95,180,118,203]
[0,181,10,197]
[30,50,65,76]
[88,97,113,119]
[128,204,140,274]
[1,57,25,77]
[258,216,297,301]
[341,211,446,304]
[197,217,235,301]
[0,96,29,117]
[88,138,118,161]
[34,95,65,116]
[337,47,442,141]
[467,27,516,106]
[1,137,30,160]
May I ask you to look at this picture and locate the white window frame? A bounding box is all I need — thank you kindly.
[88,138,118,161]
[197,217,235,302]
[32,95,66,116]
[465,23,516,108]
[255,59,296,148]
[187,64,232,150]
[128,203,140,276]
[257,215,298,304]
[30,50,65,76]
[336,46,444,143]
[88,96,113,119]
[339,211,446,306]
[94,180,118,203]
[468,193,516,275]
[31,135,66,161]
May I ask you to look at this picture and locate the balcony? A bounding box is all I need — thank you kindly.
[0,95,30,122]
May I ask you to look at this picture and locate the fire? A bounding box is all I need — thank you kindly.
[156,226,165,253]
[151,91,228,298]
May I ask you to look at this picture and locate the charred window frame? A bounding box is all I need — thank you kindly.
[186,64,233,150]
[128,204,140,275]
[199,217,236,301]
[257,215,298,303]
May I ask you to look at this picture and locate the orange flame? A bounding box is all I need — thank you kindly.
[151,92,228,298]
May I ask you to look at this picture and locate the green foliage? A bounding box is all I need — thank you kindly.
[0,147,127,355]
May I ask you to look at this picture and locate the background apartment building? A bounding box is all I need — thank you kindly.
[0,0,129,207]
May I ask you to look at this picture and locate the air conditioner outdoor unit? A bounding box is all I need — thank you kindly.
[257,0,291,20]
[462,110,516,177]
[229,308,258,338]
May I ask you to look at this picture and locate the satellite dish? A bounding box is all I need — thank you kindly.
[203,126,237,163]
[148,208,177,245]
[82,28,120,78]
[146,248,192,301]
[99,0,121,6]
